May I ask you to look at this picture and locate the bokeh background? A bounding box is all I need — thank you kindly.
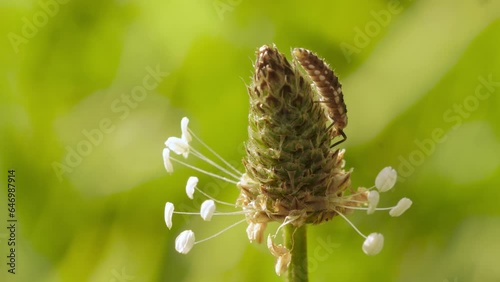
[1,0,500,281]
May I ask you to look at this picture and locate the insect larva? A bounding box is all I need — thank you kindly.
[292,48,348,147]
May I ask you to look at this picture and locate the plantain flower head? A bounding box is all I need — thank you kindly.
[160,45,412,275]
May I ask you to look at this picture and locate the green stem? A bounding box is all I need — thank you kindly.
[285,224,308,282]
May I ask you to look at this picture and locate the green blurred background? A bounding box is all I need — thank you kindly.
[1,0,500,281]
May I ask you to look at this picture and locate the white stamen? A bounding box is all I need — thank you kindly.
[185,176,198,199]
[362,233,384,256]
[163,148,174,173]
[164,202,174,229]
[367,190,380,215]
[389,198,412,217]
[200,200,216,221]
[181,117,192,143]
[375,166,397,192]
[175,230,195,254]
[165,137,190,158]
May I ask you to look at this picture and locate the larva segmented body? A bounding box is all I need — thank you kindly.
[292,48,348,147]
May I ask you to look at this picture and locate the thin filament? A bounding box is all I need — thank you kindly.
[169,157,238,184]
[194,219,246,244]
[189,147,242,180]
[334,209,367,239]
[189,129,244,176]
[195,187,239,207]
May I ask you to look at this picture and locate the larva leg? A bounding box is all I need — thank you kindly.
[325,122,347,148]
[331,130,347,148]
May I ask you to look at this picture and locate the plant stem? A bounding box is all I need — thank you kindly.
[285,224,308,282]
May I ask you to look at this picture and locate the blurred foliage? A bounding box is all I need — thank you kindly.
[1,0,500,281]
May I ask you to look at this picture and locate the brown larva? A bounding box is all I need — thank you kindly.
[292,48,348,147]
